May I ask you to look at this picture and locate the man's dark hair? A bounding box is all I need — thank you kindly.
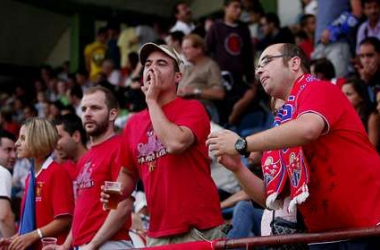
[53,114,87,146]
[360,37,380,53]
[264,12,280,28]
[169,31,185,44]
[24,103,38,116]
[97,27,108,36]
[312,58,336,80]
[362,0,380,7]
[70,84,83,99]
[224,0,241,7]
[281,43,310,73]
[295,31,309,40]
[249,2,265,16]
[85,86,119,111]
[0,130,16,145]
[300,14,314,28]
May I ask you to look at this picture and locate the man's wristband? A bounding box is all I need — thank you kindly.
[37,228,43,239]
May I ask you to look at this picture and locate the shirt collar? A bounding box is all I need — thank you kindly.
[35,155,53,178]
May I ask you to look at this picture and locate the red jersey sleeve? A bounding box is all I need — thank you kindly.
[50,166,74,218]
[297,81,345,133]
[174,100,210,144]
[116,123,139,179]
[110,138,123,181]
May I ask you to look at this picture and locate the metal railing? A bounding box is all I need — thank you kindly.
[214,226,380,249]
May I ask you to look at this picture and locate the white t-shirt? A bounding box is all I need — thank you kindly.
[0,165,12,199]
[170,20,195,35]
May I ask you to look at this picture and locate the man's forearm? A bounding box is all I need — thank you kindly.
[147,100,194,154]
[62,228,73,249]
[233,163,266,208]
[246,113,325,152]
[0,201,16,237]
[221,190,250,209]
[0,213,15,237]
[89,198,134,248]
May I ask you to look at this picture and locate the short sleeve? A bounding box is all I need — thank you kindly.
[0,168,12,199]
[297,82,345,131]
[116,123,139,179]
[110,140,123,181]
[50,167,74,218]
[175,100,210,143]
[207,60,223,89]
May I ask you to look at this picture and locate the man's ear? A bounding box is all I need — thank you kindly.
[109,108,118,122]
[175,72,182,84]
[291,56,302,71]
[72,130,81,144]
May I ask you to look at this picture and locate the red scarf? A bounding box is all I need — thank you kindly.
[262,74,314,212]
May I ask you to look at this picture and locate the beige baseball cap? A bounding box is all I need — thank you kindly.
[139,43,183,71]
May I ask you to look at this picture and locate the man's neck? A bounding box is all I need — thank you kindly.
[283,72,305,101]
[73,145,88,163]
[90,127,115,147]
[369,17,380,29]
[179,19,190,25]
[159,93,177,107]
[224,16,238,26]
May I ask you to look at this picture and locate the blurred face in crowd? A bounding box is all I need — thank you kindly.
[359,43,380,71]
[23,107,36,120]
[364,1,380,23]
[56,124,77,160]
[342,83,362,109]
[102,60,114,76]
[182,38,202,63]
[0,137,16,169]
[303,16,316,34]
[15,125,31,159]
[97,32,108,44]
[57,81,67,95]
[81,91,110,137]
[50,104,61,119]
[225,1,242,23]
[260,17,275,36]
[176,3,192,23]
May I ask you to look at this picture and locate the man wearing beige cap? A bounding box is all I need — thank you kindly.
[101,43,225,246]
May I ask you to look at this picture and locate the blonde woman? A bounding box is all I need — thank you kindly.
[7,118,74,250]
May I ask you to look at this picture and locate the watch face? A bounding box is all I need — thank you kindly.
[235,138,246,151]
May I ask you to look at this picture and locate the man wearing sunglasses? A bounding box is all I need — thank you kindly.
[207,43,380,249]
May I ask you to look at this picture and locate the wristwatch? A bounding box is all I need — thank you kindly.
[234,137,250,157]
[193,88,202,98]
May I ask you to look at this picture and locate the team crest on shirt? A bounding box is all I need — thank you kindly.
[224,33,242,56]
[35,182,44,202]
[137,129,167,171]
[76,161,95,189]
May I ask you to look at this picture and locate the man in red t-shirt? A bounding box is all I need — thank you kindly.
[101,43,224,247]
[58,87,133,250]
[208,43,380,249]
[54,113,88,181]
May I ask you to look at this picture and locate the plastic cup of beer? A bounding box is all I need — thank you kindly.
[104,181,122,209]
[41,237,57,249]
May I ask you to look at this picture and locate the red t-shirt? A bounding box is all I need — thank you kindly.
[117,98,223,238]
[72,135,130,246]
[294,76,380,232]
[61,160,78,181]
[22,157,74,248]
